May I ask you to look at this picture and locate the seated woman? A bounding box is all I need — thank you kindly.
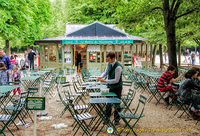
[178,69,200,118]
[157,65,183,104]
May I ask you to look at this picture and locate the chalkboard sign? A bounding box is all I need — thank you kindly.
[26,97,45,110]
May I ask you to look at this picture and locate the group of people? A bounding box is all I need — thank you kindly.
[0,48,37,95]
[158,65,200,119]
[183,49,200,65]
[0,49,21,95]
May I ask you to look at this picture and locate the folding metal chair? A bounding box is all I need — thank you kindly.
[42,77,55,97]
[57,82,88,118]
[118,95,147,136]
[120,89,136,113]
[0,95,22,136]
[174,96,192,118]
[4,88,32,126]
[57,85,94,135]
[68,100,95,136]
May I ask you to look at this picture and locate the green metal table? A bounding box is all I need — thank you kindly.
[41,68,56,71]
[89,92,117,98]
[22,76,40,91]
[0,85,21,112]
[89,98,121,135]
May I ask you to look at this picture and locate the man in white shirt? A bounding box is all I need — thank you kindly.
[97,52,122,125]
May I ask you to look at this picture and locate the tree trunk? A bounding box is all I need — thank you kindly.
[166,22,178,76]
[136,44,138,56]
[5,40,10,57]
[141,43,143,57]
[145,44,148,61]
[159,44,163,69]
[195,46,197,53]
[163,0,178,77]
[152,45,158,66]
[150,45,153,62]
[27,45,30,52]
[178,41,181,66]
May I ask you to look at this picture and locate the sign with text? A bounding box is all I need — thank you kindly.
[62,40,134,44]
[26,97,45,110]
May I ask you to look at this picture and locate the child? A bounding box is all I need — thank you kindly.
[12,66,21,95]
[0,62,9,85]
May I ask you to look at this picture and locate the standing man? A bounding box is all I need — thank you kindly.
[76,51,82,73]
[28,49,36,71]
[0,49,11,73]
[97,52,123,125]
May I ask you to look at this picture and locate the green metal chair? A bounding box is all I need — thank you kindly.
[4,89,32,126]
[56,83,93,136]
[174,96,192,118]
[67,99,95,136]
[118,95,147,136]
[57,80,88,117]
[120,89,136,114]
[42,77,56,97]
[0,95,22,136]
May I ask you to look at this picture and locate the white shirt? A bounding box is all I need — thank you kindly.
[101,60,122,84]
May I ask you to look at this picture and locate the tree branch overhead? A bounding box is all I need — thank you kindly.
[176,8,198,19]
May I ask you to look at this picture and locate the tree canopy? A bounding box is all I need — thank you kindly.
[0,0,51,51]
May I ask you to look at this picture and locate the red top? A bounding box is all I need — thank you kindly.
[157,70,172,90]
[10,59,16,65]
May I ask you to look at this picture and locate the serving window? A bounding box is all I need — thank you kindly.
[87,45,100,63]
[64,46,71,63]
[49,46,57,62]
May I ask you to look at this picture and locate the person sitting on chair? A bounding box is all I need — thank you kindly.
[178,69,200,119]
[157,65,183,104]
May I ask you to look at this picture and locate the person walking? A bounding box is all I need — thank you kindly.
[97,52,123,125]
[28,49,36,71]
[191,52,195,65]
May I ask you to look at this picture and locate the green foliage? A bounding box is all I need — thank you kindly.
[41,0,68,38]
[113,0,200,47]
[0,0,51,48]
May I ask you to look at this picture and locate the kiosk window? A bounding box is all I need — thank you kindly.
[49,46,56,62]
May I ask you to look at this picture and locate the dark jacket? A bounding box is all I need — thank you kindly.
[28,52,36,61]
[108,61,122,90]
[0,55,11,70]
[178,78,200,100]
